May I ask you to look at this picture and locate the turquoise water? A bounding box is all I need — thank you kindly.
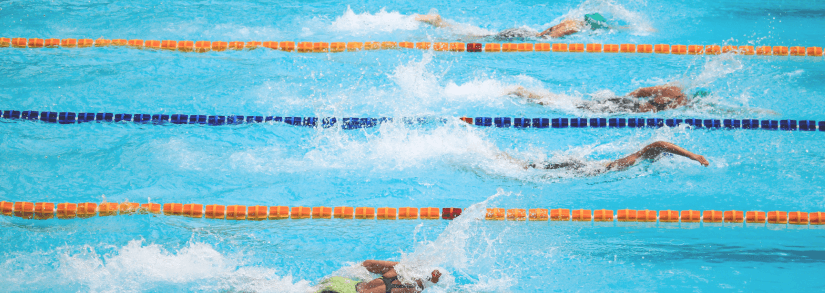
[2,0,825,292]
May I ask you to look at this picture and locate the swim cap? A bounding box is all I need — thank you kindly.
[584,13,608,30]
[316,277,358,293]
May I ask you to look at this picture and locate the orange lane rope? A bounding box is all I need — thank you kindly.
[0,201,821,226]
[1,37,822,56]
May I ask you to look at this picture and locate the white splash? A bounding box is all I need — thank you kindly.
[303,120,515,174]
[0,240,311,293]
[680,53,744,90]
[386,52,548,114]
[330,6,420,35]
[330,7,494,37]
[557,0,655,36]
[322,190,516,292]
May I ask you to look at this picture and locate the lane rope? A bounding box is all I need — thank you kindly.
[0,201,821,226]
[1,37,823,56]
[2,110,822,131]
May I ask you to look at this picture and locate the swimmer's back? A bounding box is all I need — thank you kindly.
[493,28,537,40]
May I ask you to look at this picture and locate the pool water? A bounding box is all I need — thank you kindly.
[2,0,825,291]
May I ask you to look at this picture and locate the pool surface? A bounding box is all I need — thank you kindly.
[2,0,825,292]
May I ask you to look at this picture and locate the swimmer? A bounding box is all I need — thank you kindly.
[317,260,441,293]
[507,85,709,113]
[498,141,709,175]
[415,12,609,39]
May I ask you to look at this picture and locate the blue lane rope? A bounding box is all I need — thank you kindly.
[472,117,822,131]
[1,110,822,131]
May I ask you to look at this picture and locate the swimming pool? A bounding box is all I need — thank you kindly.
[2,0,825,291]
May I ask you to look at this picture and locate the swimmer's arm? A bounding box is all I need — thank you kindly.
[496,151,530,169]
[607,141,709,170]
[539,20,583,38]
[506,86,547,101]
[537,25,557,37]
[362,260,399,275]
[638,141,708,165]
[537,21,572,37]
[548,27,579,38]
[415,14,451,28]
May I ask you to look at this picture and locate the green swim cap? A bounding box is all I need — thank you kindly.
[584,13,608,30]
[316,277,358,293]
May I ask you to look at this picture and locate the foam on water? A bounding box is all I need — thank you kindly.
[680,53,744,91]
[0,240,311,293]
[330,7,421,36]
[677,53,781,117]
[386,52,519,115]
[383,51,587,115]
[304,121,509,172]
[330,7,494,38]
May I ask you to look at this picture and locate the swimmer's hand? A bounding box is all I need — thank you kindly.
[691,154,710,167]
[430,270,441,283]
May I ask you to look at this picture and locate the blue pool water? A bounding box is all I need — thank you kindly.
[2,0,825,291]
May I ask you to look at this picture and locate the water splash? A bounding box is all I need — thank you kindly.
[306,190,517,292]
[679,53,744,90]
[386,190,515,292]
[557,0,655,36]
[0,240,311,293]
[330,6,494,38]
[304,121,510,173]
[330,6,420,35]
[675,54,779,117]
[387,52,543,114]
[388,52,445,113]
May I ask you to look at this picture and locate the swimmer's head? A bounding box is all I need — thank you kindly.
[584,13,608,30]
